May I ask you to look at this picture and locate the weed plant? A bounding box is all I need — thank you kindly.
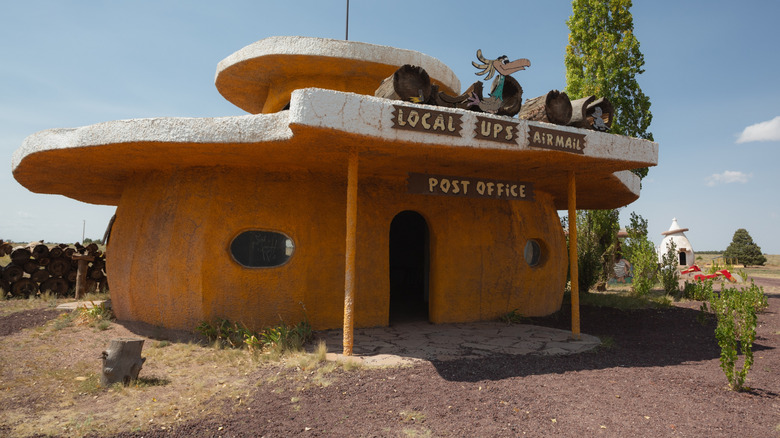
[692,279,767,391]
[499,309,530,324]
[196,318,313,356]
[72,302,114,330]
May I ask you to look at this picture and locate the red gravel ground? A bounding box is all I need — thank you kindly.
[107,278,779,437]
[1,277,778,437]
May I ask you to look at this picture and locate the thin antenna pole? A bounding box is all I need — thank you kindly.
[345,0,349,40]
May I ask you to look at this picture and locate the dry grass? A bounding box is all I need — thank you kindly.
[0,317,263,437]
[0,299,363,437]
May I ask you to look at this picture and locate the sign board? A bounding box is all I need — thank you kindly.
[391,105,462,137]
[528,125,586,154]
[408,173,534,201]
[474,116,519,143]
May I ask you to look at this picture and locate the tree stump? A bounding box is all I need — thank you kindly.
[100,338,146,386]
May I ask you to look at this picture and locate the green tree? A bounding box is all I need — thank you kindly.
[623,212,657,295]
[574,209,620,292]
[723,229,767,266]
[565,0,653,179]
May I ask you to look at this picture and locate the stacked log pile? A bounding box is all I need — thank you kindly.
[0,240,108,298]
[375,64,615,132]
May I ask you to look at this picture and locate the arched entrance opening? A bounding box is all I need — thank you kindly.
[389,210,429,324]
[679,252,687,266]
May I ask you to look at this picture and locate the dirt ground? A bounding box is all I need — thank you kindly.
[1,275,778,437]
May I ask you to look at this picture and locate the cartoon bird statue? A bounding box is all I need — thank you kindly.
[468,50,530,115]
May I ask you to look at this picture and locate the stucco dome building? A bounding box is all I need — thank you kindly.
[659,218,694,267]
[13,37,658,348]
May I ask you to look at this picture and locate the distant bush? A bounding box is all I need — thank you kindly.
[723,229,767,266]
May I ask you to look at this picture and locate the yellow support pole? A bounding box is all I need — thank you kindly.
[343,149,358,355]
[568,171,581,339]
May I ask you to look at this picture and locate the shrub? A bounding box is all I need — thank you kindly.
[630,238,657,296]
[623,212,658,296]
[659,241,680,295]
[709,281,767,391]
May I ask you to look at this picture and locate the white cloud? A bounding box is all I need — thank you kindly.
[736,116,780,143]
[706,170,752,186]
[15,210,35,219]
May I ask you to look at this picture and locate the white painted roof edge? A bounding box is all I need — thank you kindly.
[612,170,641,200]
[290,88,659,166]
[215,36,461,94]
[12,112,293,172]
[13,88,658,172]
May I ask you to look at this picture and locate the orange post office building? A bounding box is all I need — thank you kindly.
[13,37,657,340]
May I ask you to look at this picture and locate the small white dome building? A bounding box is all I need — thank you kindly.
[659,218,694,267]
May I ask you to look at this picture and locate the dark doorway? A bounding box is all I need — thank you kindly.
[389,211,429,324]
[679,252,687,266]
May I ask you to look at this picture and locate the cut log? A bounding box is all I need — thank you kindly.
[91,258,106,271]
[89,268,105,281]
[47,257,71,277]
[67,271,78,283]
[31,244,49,260]
[101,339,146,386]
[85,279,98,295]
[375,64,432,104]
[49,247,63,258]
[63,248,76,258]
[23,260,40,275]
[11,278,37,298]
[31,269,51,284]
[85,243,99,254]
[518,90,572,125]
[98,278,109,294]
[40,277,69,296]
[10,248,31,266]
[569,96,614,131]
[2,264,24,283]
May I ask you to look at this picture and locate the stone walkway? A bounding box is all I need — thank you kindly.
[56,300,107,310]
[315,321,601,367]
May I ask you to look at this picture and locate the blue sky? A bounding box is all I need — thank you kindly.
[2,1,779,254]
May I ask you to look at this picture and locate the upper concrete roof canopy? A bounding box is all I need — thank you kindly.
[13,37,657,210]
[215,36,461,114]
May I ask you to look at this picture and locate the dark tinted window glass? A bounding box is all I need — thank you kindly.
[230,231,294,268]
[524,240,541,267]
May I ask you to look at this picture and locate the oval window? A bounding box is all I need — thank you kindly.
[230,231,295,268]
[524,240,542,267]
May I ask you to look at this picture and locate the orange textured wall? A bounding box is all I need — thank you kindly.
[108,167,566,332]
